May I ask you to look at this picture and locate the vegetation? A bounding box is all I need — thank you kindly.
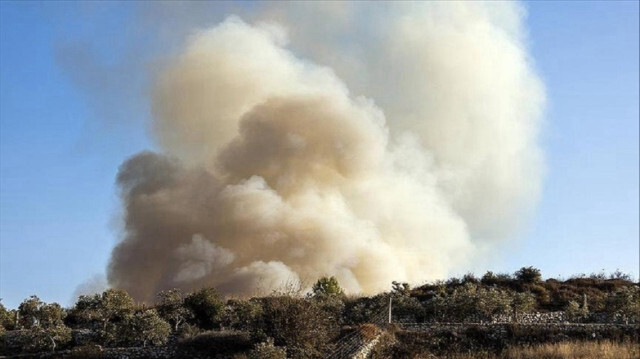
[0,267,637,358]
[402,341,640,359]
[312,276,344,297]
[184,287,225,330]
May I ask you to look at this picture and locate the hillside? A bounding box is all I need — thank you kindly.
[1,268,638,358]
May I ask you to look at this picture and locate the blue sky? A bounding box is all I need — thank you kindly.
[1,1,638,308]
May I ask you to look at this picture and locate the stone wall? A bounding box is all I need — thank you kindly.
[397,322,640,344]
[490,311,566,324]
[380,323,640,357]
[351,335,380,359]
[396,310,639,325]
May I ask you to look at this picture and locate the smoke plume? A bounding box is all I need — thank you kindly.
[108,2,544,301]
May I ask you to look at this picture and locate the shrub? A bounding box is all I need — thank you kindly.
[344,294,388,325]
[178,330,253,355]
[22,325,72,353]
[222,299,263,331]
[156,289,192,332]
[565,300,589,322]
[185,288,224,330]
[312,277,344,297]
[248,338,286,359]
[254,296,339,358]
[514,267,542,284]
[120,309,171,347]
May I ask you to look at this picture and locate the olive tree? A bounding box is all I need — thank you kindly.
[184,287,224,329]
[16,296,71,352]
[0,300,16,330]
[255,296,339,358]
[121,309,171,347]
[156,289,191,331]
[604,286,640,322]
[511,291,537,319]
[23,325,71,353]
[514,267,542,284]
[221,299,263,331]
[71,289,135,345]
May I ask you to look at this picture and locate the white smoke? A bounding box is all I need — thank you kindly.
[108,2,544,301]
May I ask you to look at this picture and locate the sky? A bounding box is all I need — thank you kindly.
[0,1,638,308]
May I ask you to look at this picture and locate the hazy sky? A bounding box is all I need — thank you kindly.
[1,1,638,308]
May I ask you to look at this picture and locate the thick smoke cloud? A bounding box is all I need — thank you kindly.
[108,3,545,301]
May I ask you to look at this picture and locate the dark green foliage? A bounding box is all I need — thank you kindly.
[71,289,135,329]
[392,281,411,295]
[120,309,171,347]
[0,302,16,331]
[2,270,638,356]
[177,330,253,355]
[422,283,514,322]
[10,297,71,353]
[372,324,640,358]
[254,296,340,358]
[344,294,388,325]
[417,270,638,315]
[392,295,425,323]
[312,294,345,329]
[18,295,45,329]
[248,338,287,359]
[221,299,263,331]
[604,286,640,322]
[68,289,135,346]
[479,272,516,289]
[184,288,224,330]
[312,276,344,297]
[514,266,542,284]
[462,273,479,285]
[22,325,72,353]
[156,289,192,332]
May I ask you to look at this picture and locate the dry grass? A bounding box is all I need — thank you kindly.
[421,340,640,359]
[502,341,640,359]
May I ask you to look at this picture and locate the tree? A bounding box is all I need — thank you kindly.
[18,295,44,329]
[18,296,66,329]
[255,296,339,357]
[98,289,135,329]
[511,291,537,320]
[514,266,542,284]
[604,286,640,322]
[565,300,589,322]
[121,310,171,347]
[422,283,513,322]
[312,276,344,297]
[156,289,191,331]
[0,300,16,330]
[71,294,102,325]
[248,338,286,359]
[473,287,512,320]
[392,281,411,296]
[481,271,497,285]
[344,294,389,324]
[38,303,66,328]
[462,273,479,284]
[16,296,71,352]
[23,325,71,353]
[222,299,263,331]
[184,288,224,329]
[71,289,135,345]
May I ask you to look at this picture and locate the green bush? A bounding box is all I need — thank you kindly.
[184,288,224,330]
[248,338,286,359]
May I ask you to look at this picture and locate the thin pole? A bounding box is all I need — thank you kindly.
[388,297,392,324]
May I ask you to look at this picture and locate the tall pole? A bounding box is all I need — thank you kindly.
[388,297,392,324]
